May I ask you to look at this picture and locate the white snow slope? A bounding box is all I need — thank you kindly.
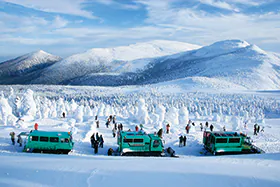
[33,40,200,84]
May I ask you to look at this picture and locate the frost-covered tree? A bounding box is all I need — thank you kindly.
[75,105,84,123]
[136,98,150,124]
[232,116,242,131]
[179,106,189,125]
[0,95,16,126]
[57,98,66,117]
[155,104,166,128]
[165,106,179,125]
[19,89,37,121]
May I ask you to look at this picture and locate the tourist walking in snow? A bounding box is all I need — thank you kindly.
[105,120,109,128]
[166,124,170,134]
[210,124,214,132]
[96,120,99,128]
[96,133,100,142]
[205,121,209,128]
[99,135,104,148]
[94,140,99,154]
[183,136,187,146]
[113,115,116,124]
[186,124,190,134]
[17,135,22,147]
[90,133,95,147]
[62,112,66,118]
[223,126,226,131]
[120,123,123,131]
[9,132,15,145]
[179,136,183,147]
[140,124,143,130]
[254,124,258,135]
[135,125,139,132]
[112,128,116,138]
[200,123,203,131]
[157,128,163,138]
[95,115,98,121]
[114,123,117,130]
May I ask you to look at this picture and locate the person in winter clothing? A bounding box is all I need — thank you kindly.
[108,148,114,156]
[200,123,203,131]
[95,115,98,121]
[112,128,116,138]
[135,125,139,132]
[205,121,209,128]
[96,120,99,128]
[17,135,22,147]
[120,123,123,131]
[254,124,258,135]
[114,123,117,130]
[140,124,144,130]
[113,115,116,124]
[62,112,66,118]
[186,124,191,134]
[99,135,104,148]
[183,136,187,146]
[90,133,95,147]
[210,124,214,132]
[106,120,109,128]
[166,124,170,134]
[94,141,99,154]
[10,132,15,145]
[179,136,183,147]
[96,133,100,142]
[192,122,195,126]
[223,126,226,131]
[157,128,163,138]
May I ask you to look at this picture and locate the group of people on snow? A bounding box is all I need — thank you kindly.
[9,132,23,147]
[90,132,104,154]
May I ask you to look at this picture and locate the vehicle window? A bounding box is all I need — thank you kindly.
[216,138,227,143]
[123,139,133,143]
[31,136,38,141]
[229,138,240,143]
[40,136,49,142]
[134,139,143,143]
[60,138,69,143]
[153,140,160,147]
[50,137,59,142]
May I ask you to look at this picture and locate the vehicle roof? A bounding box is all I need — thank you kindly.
[29,130,71,137]
[208,131,243,138]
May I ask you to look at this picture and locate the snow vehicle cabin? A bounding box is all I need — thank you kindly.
[203,131,265,155]
[22,130,74,154]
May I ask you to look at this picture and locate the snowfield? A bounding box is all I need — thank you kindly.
[0,84,280,187]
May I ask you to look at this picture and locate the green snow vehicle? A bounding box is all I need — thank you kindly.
[109,131,176,157]
[203,131,264,155]
[22,130,74,154]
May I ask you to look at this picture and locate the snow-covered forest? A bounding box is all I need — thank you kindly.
[1,87,276,130]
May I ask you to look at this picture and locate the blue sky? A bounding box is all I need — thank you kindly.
[0,0,279,60]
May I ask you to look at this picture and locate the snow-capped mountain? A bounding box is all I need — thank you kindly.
[54,40,280,90]
[32,40,201,84]
[136,40,280,90]
[0,50,61,84]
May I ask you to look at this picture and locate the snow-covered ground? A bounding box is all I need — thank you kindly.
[0,85,280,186]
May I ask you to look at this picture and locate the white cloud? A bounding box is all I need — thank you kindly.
[199,0,239,11]
[3,0,97,19]
[51,16,68,28]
